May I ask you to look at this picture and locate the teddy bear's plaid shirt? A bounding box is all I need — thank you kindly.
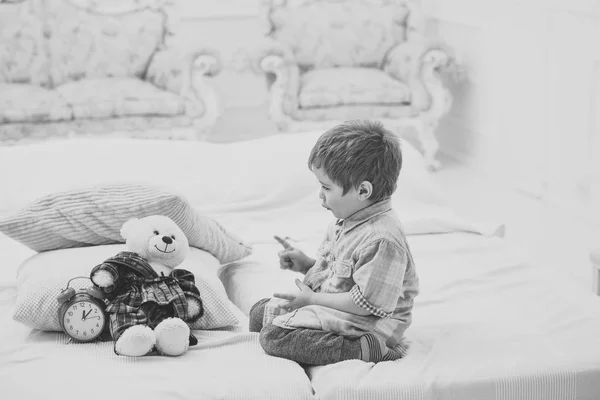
[90,251,203,341]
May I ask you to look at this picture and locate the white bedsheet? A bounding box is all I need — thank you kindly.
[2,133,599,400]
[221,232,600,400]
[0,294,313,400]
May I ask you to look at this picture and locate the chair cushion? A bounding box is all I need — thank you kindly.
[0,1,50,86]
[56,78,186,119]
[269,1,409,69]
[44,0,166,86]
[0,84,73,123]
[299,68,411,109]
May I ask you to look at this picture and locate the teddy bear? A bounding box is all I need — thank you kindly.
[90,215,204,357]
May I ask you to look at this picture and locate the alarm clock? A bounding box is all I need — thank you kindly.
[56,277,107,343]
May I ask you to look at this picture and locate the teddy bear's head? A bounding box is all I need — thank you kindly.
[120,215,189,269]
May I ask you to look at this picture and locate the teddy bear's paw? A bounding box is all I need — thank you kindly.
[115,325,156,357]
[154,317,190,356]
[91,270,114,288]
[186,296,204,321]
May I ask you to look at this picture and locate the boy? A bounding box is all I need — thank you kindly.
[249,120,419,365]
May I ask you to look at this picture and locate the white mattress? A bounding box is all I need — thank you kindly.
[2,133,600,400]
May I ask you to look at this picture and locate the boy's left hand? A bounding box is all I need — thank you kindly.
[273,279,314,311]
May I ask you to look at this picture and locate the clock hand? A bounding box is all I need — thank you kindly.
[82,310,86,320]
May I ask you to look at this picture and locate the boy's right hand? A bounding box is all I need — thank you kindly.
[274,235,315,274]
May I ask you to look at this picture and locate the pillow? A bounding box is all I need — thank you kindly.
[12,244,240,331]
[0,183,252,264]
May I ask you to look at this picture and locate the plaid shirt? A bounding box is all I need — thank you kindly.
[273,199,419,348]
[91,252,203,340]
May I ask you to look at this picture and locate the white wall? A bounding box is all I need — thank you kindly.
[427,0,600,223]
[174,1,278,140]
[177,1,265,107]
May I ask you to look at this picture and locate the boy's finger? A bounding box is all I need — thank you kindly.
[274,235,293,249]
[273,292,295,301]
[279,260,292,270]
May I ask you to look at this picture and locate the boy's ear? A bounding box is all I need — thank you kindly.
[357,181,373,200]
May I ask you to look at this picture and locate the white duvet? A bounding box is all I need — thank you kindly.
[1,132,600,400]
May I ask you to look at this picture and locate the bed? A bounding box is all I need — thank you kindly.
[1,131,600,400]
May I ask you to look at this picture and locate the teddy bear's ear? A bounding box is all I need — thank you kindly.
[120,218,139,240]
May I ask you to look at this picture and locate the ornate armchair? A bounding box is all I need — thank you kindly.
[257,0,457,169]
[0,0,222,143]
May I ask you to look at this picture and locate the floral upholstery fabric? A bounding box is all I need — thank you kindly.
[0,0,220,143]
[267,0,410,69]
[43,0,166,87]
[0,84,72,123]
[299,67,411,109]
[56,78,186,119]
[0,0,49,86]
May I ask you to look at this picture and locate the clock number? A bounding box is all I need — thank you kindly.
[69,326,73,330]
[96,323,100,328]
[73,305,77,310]
[80,302,85,307]
[91,329,95,334]
[83,331,87,337]
[68,311,73,316]
[66,318,70,323]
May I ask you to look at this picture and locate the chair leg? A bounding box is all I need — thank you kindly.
[419,120,442,171]
[593,262,600,296]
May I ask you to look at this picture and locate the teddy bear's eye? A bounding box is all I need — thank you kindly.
[153,230,159,235]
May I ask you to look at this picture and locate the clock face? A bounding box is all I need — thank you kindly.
[62,299,105,342]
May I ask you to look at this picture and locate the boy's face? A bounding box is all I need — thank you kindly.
[312,167,363,219]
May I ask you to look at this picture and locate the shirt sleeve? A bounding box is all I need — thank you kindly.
[90,261,120,294]
[350,239,408,317]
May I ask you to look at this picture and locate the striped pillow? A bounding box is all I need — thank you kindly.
[0,183,252,264]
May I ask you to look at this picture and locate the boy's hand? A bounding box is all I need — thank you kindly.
[274,235,315,274]
[273,279,314,311]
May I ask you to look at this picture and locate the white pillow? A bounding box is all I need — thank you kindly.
[0,131,445,217]
[12,244,241,332]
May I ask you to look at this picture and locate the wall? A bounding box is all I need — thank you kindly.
[426,0,600,224]
[177,1,278,141]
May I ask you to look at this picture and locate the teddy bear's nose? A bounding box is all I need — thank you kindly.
[162,236,173,244]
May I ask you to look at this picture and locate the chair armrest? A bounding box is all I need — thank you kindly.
[145,45,223,135]
[146,46,222,116]
[253,39,301,128]
[383,39,455,111]
[591,248,600,296]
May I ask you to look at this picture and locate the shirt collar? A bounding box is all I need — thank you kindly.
[336,198,392,233]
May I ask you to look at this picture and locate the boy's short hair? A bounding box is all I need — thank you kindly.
[307,120,402,201]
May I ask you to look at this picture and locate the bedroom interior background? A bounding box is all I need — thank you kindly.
[181,0,600,224]
[2,2,600,398]
[1,0,599,290]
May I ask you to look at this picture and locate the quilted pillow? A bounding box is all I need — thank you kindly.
[0,183,252,264]
[12,244,241,331]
